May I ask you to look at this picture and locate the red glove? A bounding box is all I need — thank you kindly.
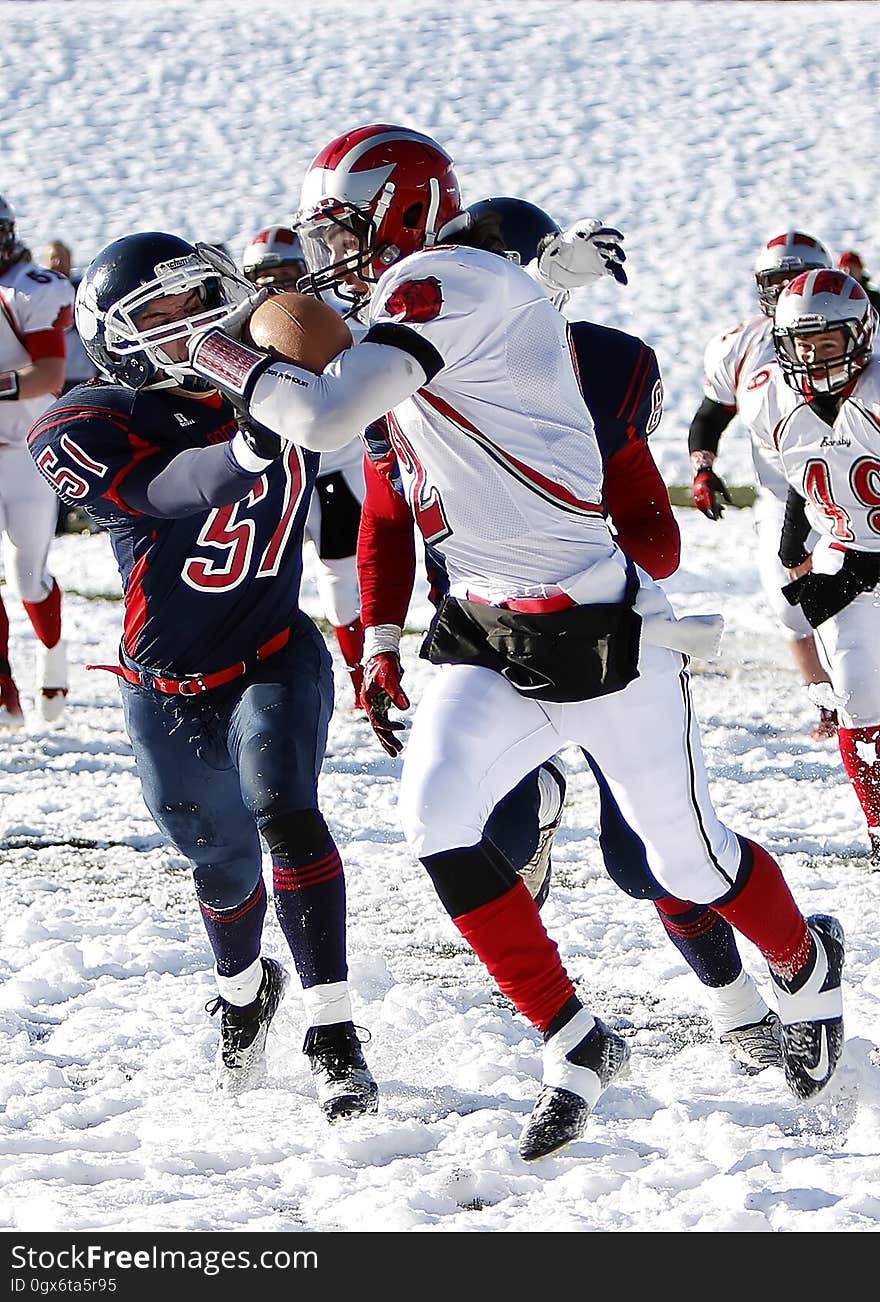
[360,652,411,756]
[691,468,732,520]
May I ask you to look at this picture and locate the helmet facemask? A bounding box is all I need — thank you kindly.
[100,244,251,392]
[773,270,875,397]
[297,204,377,302]
[775,319,871,395]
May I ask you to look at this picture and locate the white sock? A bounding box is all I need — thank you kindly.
[302,980,352,1028]
[703,970,769,1035]
[215,957,264,1007]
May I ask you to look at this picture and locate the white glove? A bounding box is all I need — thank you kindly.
[536,220,627,292]
[213,285,270,341]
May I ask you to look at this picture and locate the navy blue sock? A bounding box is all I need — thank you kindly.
[198,878,267,977]
[264,811,348,988]
[654,895,742,988]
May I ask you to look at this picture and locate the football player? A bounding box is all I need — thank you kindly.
[28,233,377,1122]
[688,230,838,741]
[750,268,880,861]
[837,250,880,313]
[0,194,73,726]
[357,195,783,1074]
[242,225,366,707]
[181,125,846,1159]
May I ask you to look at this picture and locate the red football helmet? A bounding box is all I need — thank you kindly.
[295,124,462,299]
[773,269,875,395]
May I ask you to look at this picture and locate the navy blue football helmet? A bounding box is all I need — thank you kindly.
[463,196,561,266]
[75,232,250,392]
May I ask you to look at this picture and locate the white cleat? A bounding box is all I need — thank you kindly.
[770,915,845,1100]
[518,755,567,910]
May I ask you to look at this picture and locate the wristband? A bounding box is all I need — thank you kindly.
[189,330,271,402]
[362,624,402,662]
[0,371,19,400]
[227,429,276,474]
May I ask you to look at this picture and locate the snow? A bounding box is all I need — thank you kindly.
[1,0,878,1235]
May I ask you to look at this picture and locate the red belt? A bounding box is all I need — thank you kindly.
[88,627,291,695]
[465,590,575,613]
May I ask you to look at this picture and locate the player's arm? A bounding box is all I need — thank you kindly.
[188,330,434,455]
[0,326,68,401]
[117,434,273,518]
[688,397,736,519]
[358,442,417,630]
[604,439,680,579]
[779,484,812,574]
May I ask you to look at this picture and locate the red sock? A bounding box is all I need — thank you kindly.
[713,839,810,980]
[837,725,880,830]
[0,594,9,660]
[453,881,576,1032]
[22,580,62,649]
[333,618,364,671]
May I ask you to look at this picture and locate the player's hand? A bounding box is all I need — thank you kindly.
[691,468,733,520]
[216,286,270,341]
[786,555,813,581]
[361,652,410,756]
[537,220,627,291]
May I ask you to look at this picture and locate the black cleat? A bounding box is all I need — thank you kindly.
[770,915,845,1100]
[303,1021,379,1122]
[209,957,289,1095]
[519,1011,630,1161]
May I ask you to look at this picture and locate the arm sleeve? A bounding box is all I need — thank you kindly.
[357,450,417,628]
[118,441,262,518]
[779,485,812,568]
[248,340,428,453]
[687,396,737,456]
[603,439,681,579]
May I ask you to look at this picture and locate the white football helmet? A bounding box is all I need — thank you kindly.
[773,269,875,396]
[242,225,307,290]
[753,231,832,316]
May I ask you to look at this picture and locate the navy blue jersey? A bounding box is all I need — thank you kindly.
[29,381,319,677]
[568,321,663,464]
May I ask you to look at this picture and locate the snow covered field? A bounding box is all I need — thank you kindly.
[1,0,878,1235]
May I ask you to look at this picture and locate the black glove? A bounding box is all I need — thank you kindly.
[236,415,282,461]
[783,550,880,627]
[692,468,733,520]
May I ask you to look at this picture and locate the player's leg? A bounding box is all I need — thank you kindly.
[754,490,834,739]
[484,756,567,909]
[1,448,67,723]
[814,595,880,858]
[399,663,629,1159]
[228,616,376,1119]
[574,640,844,1101]
[119,678,283,1093]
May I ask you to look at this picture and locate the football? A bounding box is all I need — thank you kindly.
[244,291,353,373]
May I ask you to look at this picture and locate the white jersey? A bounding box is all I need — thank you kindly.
[703,313,788,497]
[750,360,880,554]
[0,259,74,445]
[365,244,609,600]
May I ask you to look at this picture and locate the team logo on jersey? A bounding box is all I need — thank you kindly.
[173,411,196,427]
[747,368,772,390]
[384,277,443,324]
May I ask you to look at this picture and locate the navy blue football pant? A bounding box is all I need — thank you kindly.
[119,616,347,987]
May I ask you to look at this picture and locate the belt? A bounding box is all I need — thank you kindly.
[465,590,575,613]
[88,627,291,695]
